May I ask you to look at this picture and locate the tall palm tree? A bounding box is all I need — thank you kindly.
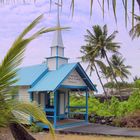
[80,44,108,100]
[129,15,140,39]
[110,54,132,82]
[84,24,121,96]
[0,15,66,140]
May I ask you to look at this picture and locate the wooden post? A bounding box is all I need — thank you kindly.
[44,92,47,111]
[29,92,33,124]
[68,91,70,118]
[85,91,88,123]
[54,91,57,128]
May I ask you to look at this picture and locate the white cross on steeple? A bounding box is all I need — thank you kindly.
[51,0,64,48]
[46,0,68,70]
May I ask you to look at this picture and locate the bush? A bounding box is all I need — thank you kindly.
[70,87,140,118]
[113,110,140,128]
[29,124,43,133]
[70,80,140,127]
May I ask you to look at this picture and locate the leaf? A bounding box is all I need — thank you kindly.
[107,0,110,10]
[112,0,117,23]
[102,0,104,19]
[132,0,135,28]
[90,0,93,17]
[70,0,74,17]
[12,101,55,138]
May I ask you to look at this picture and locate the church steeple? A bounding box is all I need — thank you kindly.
[46,0,68,70]
[51,1,64,48]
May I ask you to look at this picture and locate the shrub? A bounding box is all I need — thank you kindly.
[70,80,140,120]
[113,110,140,128]
[70,91,140,118]
[29,124,43,133]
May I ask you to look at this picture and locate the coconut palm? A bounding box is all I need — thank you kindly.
[110,54,132,82]
[0,15,67,140]
[84,24,121,93]
[80,44,108,100]
[129,15,140,39]
[100,65,113,82]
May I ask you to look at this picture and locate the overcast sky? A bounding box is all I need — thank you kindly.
[0,0,140,93]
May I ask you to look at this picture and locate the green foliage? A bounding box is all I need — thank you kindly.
[134,80,140,89]
[104,82,134,89]
[70,82,140,118]
[30,124,43,133]
[0,15,59,137]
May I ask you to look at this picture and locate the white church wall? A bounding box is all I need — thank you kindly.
[18,86,30,102]
[51,47,56,56]
[51,47,64,57]
[58,58,68,68]
[47,58,56,70]
[62,70,86,87]
[17,86,30,124]
[33,92,45,108]
[33,92,38,103]
[58,89,68,116]
[58,47,64,56]
[59,93,65,115]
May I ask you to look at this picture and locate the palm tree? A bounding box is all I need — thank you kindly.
[110,54,132,82]
[100,65,113,82]
[0,15,66,140]
[80,44,109,100]
[129,15,140,39]
[0,0,139,28]
[84,24,122,95]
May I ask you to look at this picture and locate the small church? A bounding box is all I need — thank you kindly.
[14,2,97,129]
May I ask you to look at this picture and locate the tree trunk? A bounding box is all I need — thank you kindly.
[9,123,36,140]
[120,77,125,83]
[93,63,109,101]
[104,52,122,100]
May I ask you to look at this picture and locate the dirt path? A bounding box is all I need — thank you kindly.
[0,127,140,140]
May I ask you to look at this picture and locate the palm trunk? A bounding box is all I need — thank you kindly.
[93,63,108,101]
[104,52,122,100]
[120,77,125,83]
[9,123,36,140]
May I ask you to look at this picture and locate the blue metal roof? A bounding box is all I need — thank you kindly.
[13,64,48,86]
[29,63,97,92]
[29,63,77,92]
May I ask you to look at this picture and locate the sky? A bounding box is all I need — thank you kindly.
[0,0,140,93]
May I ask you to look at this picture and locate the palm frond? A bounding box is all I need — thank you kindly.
[112,0,117,23]
[90,0,94,16]
[0,15,44,93]
[12,101,54,137]
[129,15,140,39]
[132,0,135,28]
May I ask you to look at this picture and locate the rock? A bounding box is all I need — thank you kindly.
[101,119,106,124]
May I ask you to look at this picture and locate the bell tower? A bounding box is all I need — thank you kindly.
[46,0,68,70]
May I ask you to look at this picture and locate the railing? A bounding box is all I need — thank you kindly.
[66,106,86,109]
[66,106,87,117]
[44,108,54,119]
[44,108,54,112]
